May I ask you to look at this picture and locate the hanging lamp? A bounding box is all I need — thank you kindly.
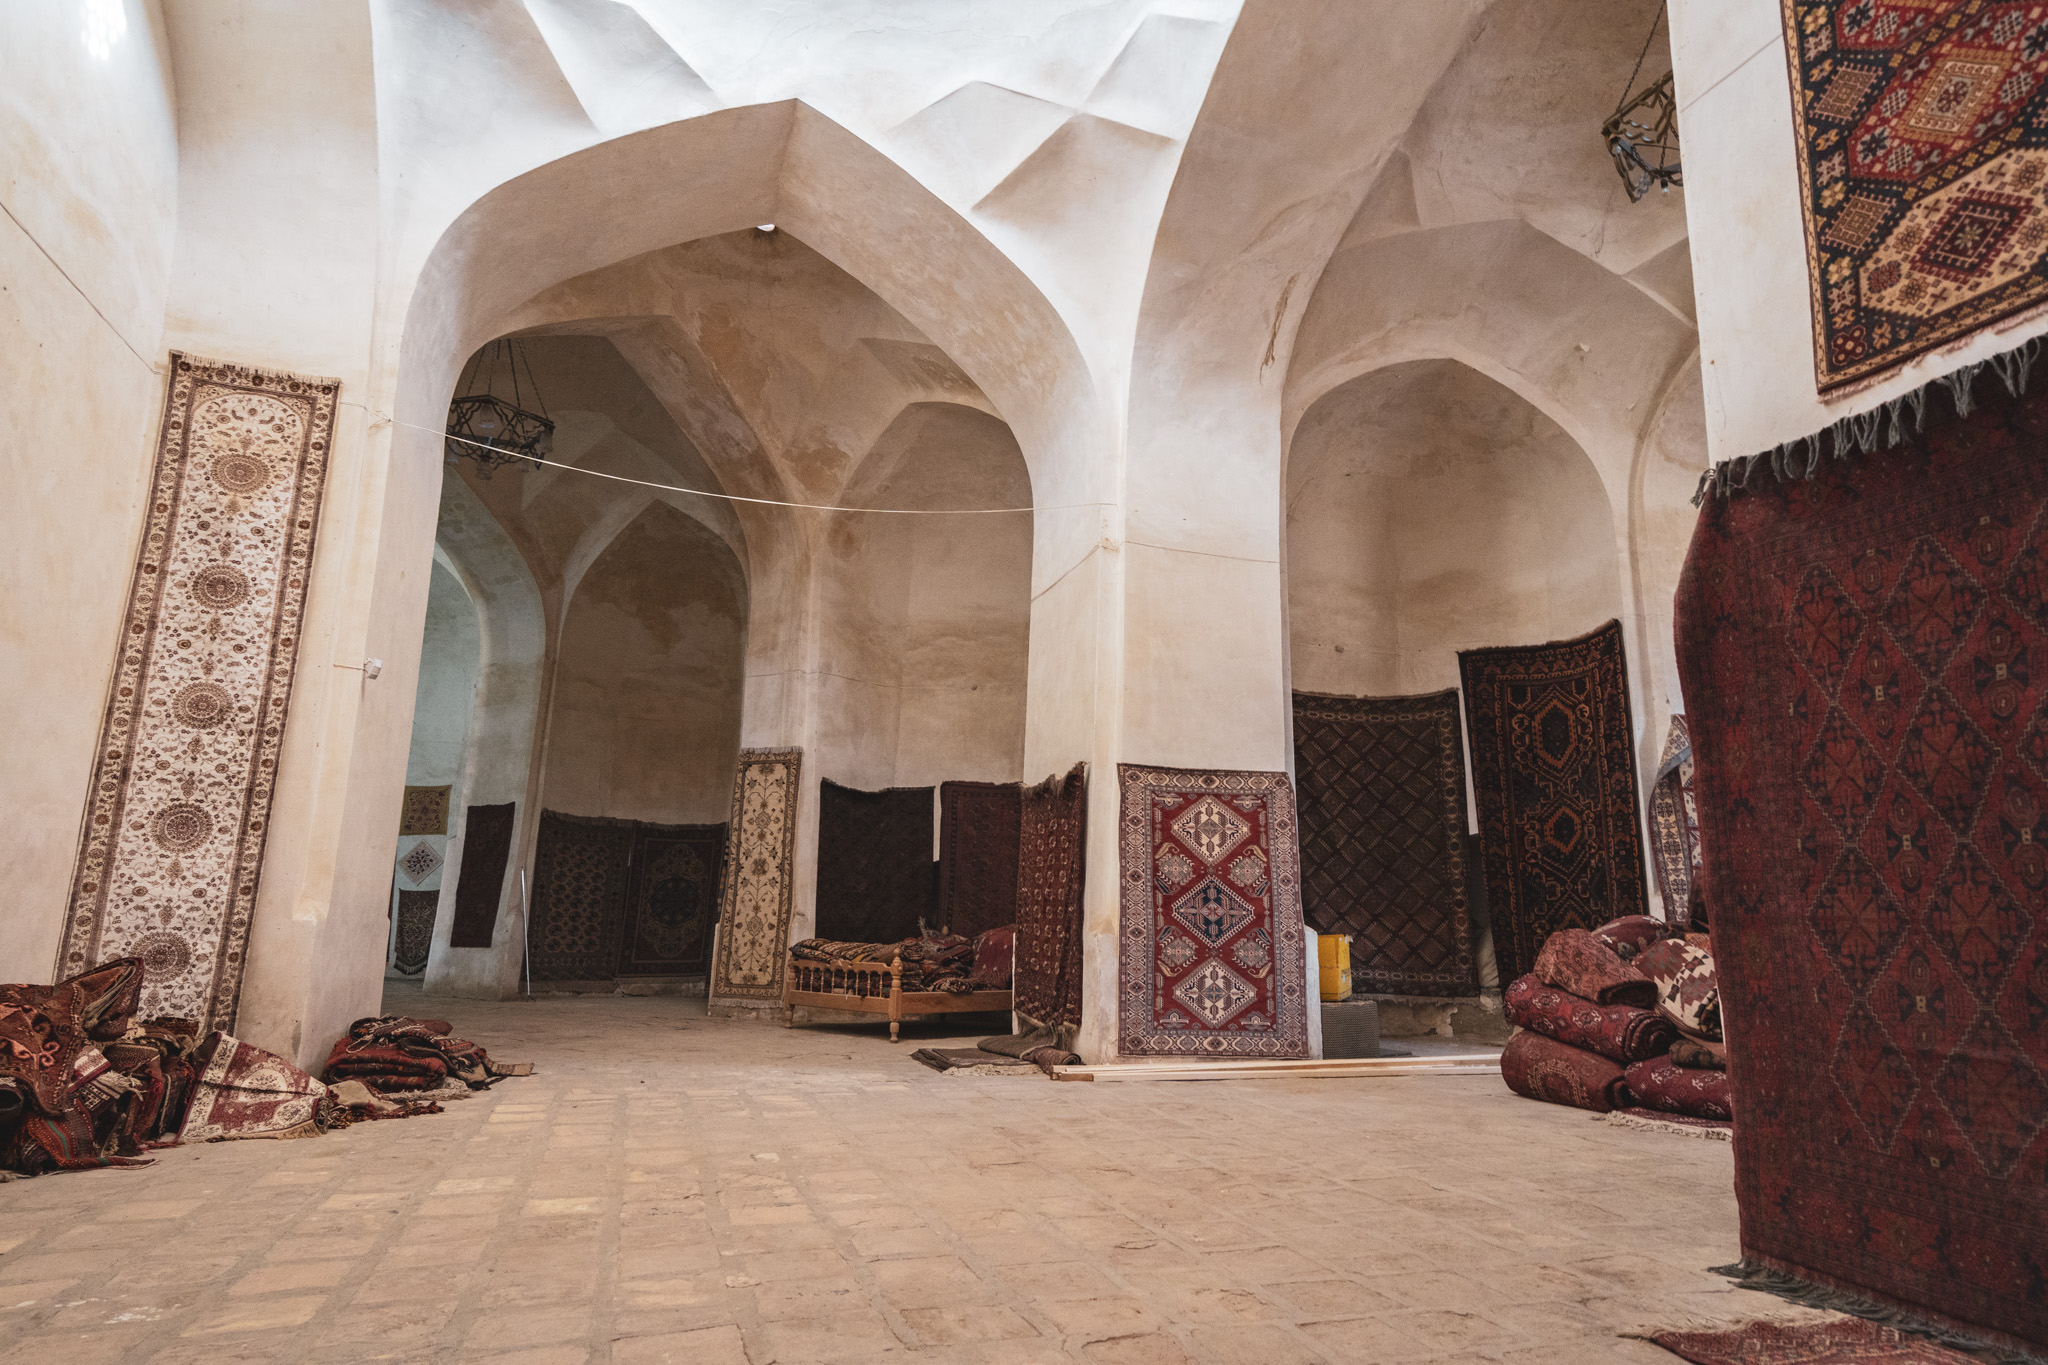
[445,338,555,476]
[1602,4,1682,202]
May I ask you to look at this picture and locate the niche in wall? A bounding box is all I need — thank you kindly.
[1286,359,1622,698]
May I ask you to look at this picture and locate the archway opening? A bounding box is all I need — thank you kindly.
[1284,359,1623,1023]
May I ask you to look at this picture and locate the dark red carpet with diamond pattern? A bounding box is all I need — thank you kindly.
[1675,376,2048,1353]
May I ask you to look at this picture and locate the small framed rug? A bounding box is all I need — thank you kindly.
[1116,764,1310,1058]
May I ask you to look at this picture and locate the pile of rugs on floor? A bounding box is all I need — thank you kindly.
[0,958,529,1177]
[789,924,1013,994]
[1498,915,1731,1134]
[910,1030,1082,1077]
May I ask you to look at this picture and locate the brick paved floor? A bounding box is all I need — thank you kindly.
[0,986,1821,1363]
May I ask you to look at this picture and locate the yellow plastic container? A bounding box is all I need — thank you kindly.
[1317,933,1352,1001]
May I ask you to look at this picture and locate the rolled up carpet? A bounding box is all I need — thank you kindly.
[1500,1029,1630,1113]
[1623,1055,1733,1121]
[1533,928,1655,1008]
[1668,1036,1725,1071]
[1591,915,1667,963]
[1634,937,1721,1041]
[1504,974,1675,1063]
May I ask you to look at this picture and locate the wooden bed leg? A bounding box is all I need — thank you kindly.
[783,1003,794,1028]
[890,956,904,1043]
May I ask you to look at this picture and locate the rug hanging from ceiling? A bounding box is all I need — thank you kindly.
[1648,713,1701,928]
[938,780,1021,940]
[815,780,935,944]
[399,784,451,837]
[57,354,338,1035]
[709,748,802,1003]
[1015,763,1088,1030]
[619,823,724,976]
[1291,688,1478,996]
[527,811,635,981]
[1677,370,2048,1352]
[449,802,515,949]
[1782,0,2048,394]
[1117,765,1311,1057]
[1459,620,1649,986]
[392,891,437,977]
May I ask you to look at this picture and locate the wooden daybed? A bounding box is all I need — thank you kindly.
[782,953,1012,1043]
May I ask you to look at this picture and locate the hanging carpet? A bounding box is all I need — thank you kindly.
[58,355,338,1035]
[1781,0,2048,394]
[1291,688,1478,995]
[526,812,635,981]
[392,891,437,977]
[1649,714,1702,929]
[1677,369,2048,1353]
[1015,763,1088,1031]
[449,802,515,949]
[619,823,724,976]
[815,780,935,944]
[938,780,1021,940]
[709,748,802,1003]
[399,784,451,836]
[1459,620,1649,985]
[1116,764,1311,1058]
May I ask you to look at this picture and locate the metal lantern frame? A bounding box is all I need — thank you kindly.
[1603,5,1681,203]
[445,339,555,476]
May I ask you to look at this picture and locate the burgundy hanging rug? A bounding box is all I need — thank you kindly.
[1460,620,1650,985]
[1676,375,2048,1353]
[1015,764,1087,1030]
[938,781,1021,940]
[1116,765,1310,1057]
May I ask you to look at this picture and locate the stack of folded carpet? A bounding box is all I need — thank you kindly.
[1499,916,1731,1126]
[0,962,506,1178]
[791,925,1013,995]
[322,1016,534,1094]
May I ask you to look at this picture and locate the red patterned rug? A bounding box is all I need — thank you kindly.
[1459,620,1650,985]
[179,1033,331,1141]
[1677,372,2048,1352]
[938,781,1021,940]
[618,823,723,976]
[1647,1317,1981,1364]
[1014,764,1087,1031]
[1291,689,1478,995]
[1650,714,1701,928]
[1782,1,2048,394]
[1116,765,1310,1057]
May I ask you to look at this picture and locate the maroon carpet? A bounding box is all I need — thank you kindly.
[938,781,1021,941]
[1676,372,2048,1352]
[1014,764,1087,1030]
[815,781,936,944]
[449,802,515,948]
[1116,765,1310,1057]
[1648,1317,1979,1364]
[1504,974,1674,1064]
[1499,1029,1628,1113]
[1459,621,1650,983]
[1533,928,1655,1008]
[1624,1056,1734,1122]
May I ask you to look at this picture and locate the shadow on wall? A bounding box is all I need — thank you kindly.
[1286,358,1623,700]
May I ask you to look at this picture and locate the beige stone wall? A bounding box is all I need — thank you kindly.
[1287,360,1624,704]
[0,2,178,981]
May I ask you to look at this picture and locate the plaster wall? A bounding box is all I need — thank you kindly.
[406,560,481,793]
[0,0,178,981]
[1286,361,1623,702]
[543,502,745,827]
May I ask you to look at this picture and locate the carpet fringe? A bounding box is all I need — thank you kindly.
[1693,337,2044,505]
[1601,1111,1729,1141]
[1711,1260,2046,1364]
